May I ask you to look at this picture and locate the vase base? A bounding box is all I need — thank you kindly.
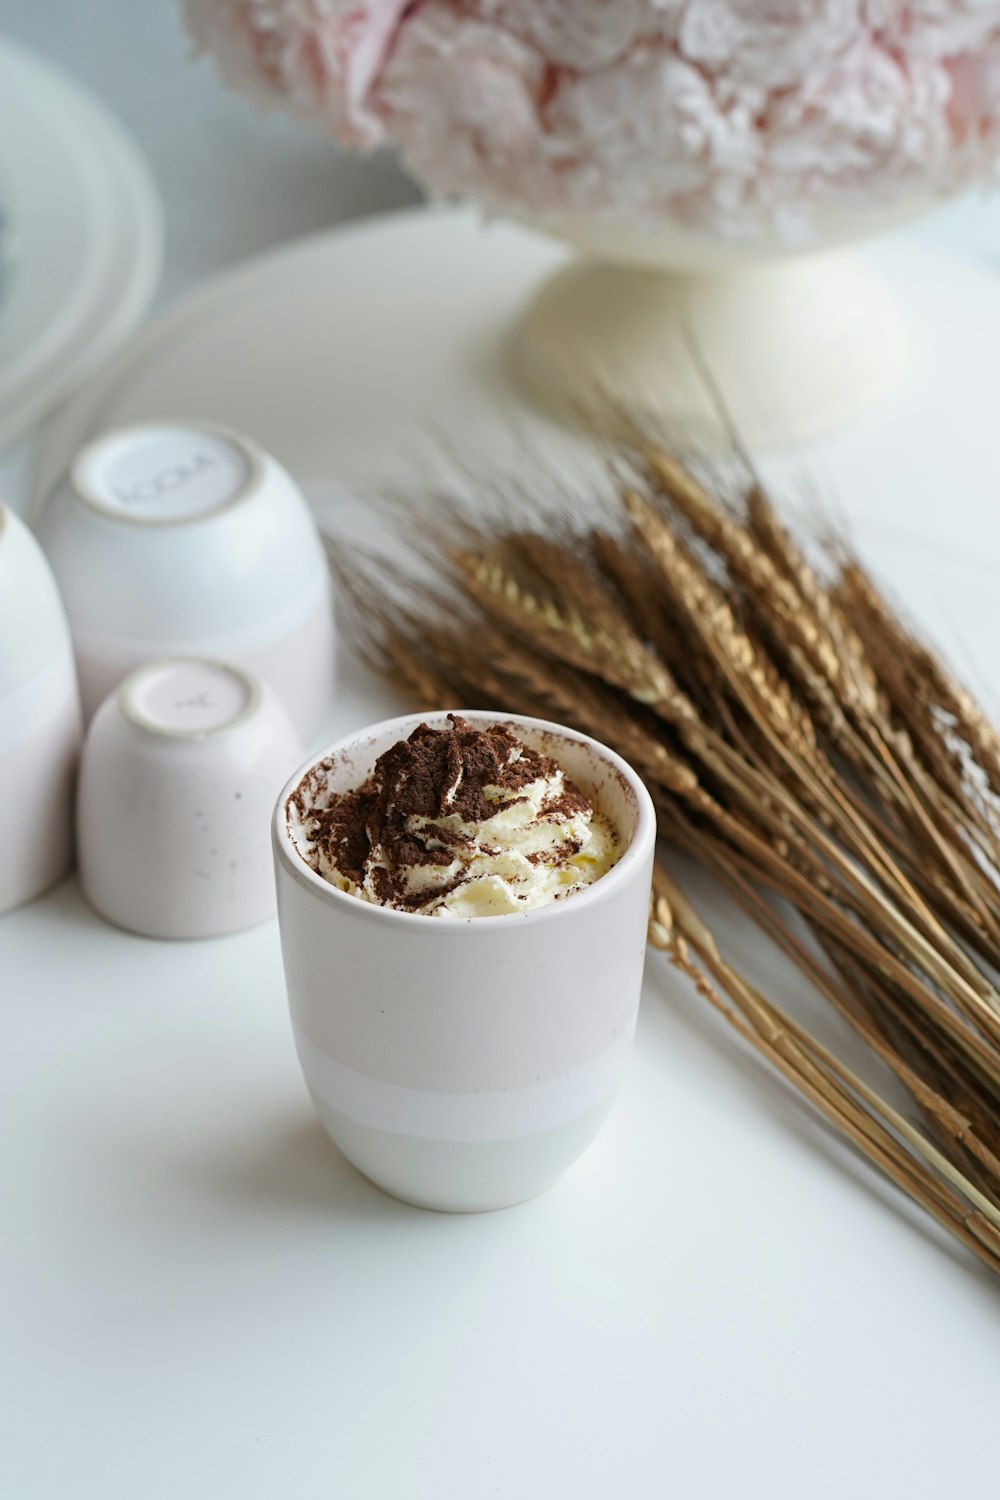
[510,252,909,449]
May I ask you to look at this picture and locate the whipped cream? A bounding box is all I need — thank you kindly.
[287,716,618,917]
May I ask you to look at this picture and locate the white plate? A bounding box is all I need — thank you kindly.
[32,204,1000,706]
[0,37,162,449]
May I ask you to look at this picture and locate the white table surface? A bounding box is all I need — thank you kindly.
[3,11,1000,1499]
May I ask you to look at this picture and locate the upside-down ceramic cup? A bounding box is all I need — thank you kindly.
[77,658,302,939]
[0,503,83,914]
[34,420,335,736]
[272,710,657,1213]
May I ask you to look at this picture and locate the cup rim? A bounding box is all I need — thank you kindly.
[69,419,267,529]
[272,709,657,933]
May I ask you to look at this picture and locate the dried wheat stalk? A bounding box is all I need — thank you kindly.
[328,444,1000,1277]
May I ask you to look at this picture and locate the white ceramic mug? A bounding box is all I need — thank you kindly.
[272,710,657,1212]
[78,658,303,939]
[0,503,82,914]
[34,421,336,736]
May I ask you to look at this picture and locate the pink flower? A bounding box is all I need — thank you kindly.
[476,0,649,69]
[184,0,1000,238]
[184,0,411,142]
[679,0,860,89]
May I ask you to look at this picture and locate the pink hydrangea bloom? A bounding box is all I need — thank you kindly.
[184,0,1000,239]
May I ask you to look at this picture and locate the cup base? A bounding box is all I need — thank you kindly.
[307,1089,617,1214]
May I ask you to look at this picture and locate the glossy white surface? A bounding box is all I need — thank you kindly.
[35,423,336,735]
[24,203,1000,583]
[24,207,1000,712]
[274,712,655,1211]
[3,202,1000,1496]
[77,660,302,940]
[4,662,1000,1498]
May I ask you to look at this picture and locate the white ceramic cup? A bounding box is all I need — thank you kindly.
[272,710,657,1212]
[0,503,83,914]
[78,658,303,939]
[34,420,336,736]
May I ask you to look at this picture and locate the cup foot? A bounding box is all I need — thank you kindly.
[308,1090,617,1214]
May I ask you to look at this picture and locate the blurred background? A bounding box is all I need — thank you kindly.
[3,0,423,308]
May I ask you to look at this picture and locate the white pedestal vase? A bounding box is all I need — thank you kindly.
[510,198,933,448]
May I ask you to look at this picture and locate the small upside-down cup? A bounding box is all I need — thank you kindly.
[272,710,656,1213]
[78,658,302,939]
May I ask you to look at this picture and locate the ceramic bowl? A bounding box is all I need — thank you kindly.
[272,710,657,1212]
[34,420,335,736]
[0,503,82,914]
[77,657,302,939]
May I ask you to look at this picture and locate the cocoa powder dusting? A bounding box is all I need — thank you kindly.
[304,715,593,912]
